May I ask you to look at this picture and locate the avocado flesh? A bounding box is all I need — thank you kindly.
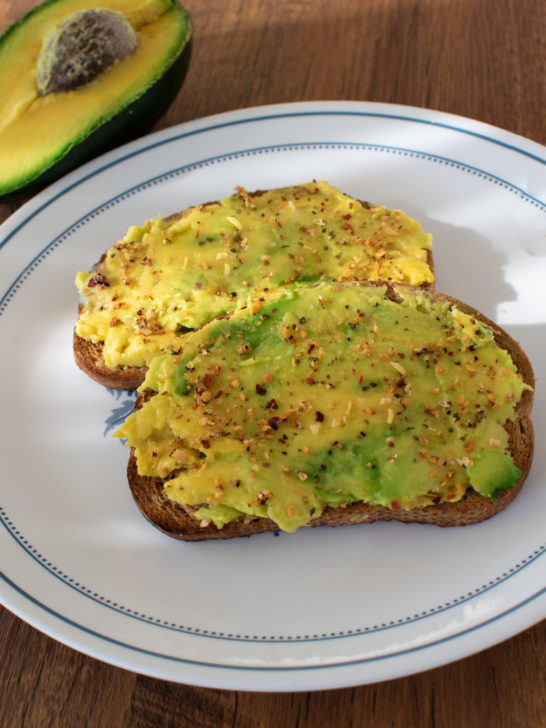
[115,283,531,533]
[0,0,192,196]
[75,181,434,368]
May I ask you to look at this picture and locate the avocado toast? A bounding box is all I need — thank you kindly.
[74,181,434,389]
[115,281,534,540]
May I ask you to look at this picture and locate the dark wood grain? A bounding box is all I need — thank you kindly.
[1,0,544,725]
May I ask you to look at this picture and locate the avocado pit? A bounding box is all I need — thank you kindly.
[37,8,138,95]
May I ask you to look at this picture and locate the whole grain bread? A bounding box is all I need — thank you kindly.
[73,324,148,390]
[124,284,534,540]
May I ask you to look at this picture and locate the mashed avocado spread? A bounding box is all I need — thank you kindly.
[76,181,433,368]
[115,282,530,533]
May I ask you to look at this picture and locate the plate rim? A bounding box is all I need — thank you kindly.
[1,100,544,690]
[1,99,544,250]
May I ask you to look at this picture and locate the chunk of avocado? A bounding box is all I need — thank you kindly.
[0,0,192,197]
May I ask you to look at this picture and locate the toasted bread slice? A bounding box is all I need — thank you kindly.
[74,182,434,389]
[73,323,147,390]
[119,282,534,540]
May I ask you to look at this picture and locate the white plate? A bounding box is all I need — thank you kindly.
[0,101,544,692]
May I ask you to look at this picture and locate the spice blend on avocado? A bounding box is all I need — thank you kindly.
[116,282,530,533]
[76,181,433,369]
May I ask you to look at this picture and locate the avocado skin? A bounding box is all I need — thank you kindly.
[0,3,193,199]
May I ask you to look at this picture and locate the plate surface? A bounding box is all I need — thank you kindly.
[0,101,544,691]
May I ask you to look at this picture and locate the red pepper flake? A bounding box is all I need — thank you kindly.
[203,366,220,389]
[201,439,211,449]
[390,500,401,510]
[109,317,119,327]
[267,417,282,431]
[87,272,109,288]
[255,384,267,395]
[315,411,325,422]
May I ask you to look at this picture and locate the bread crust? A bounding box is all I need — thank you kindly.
[73,196,435,390]
[124,284,535,540]
[73,328,147,390]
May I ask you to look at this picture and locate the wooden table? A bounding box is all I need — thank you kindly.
[1,1,544,725]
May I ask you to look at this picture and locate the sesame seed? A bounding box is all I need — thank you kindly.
[226,216,242,230]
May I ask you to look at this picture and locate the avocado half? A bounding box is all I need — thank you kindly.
[0,0,193,197]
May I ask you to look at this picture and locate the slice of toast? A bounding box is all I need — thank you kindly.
[74,182,434,389]
[118,282,534,540]
[73,324,147,390]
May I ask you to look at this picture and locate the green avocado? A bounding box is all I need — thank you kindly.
[115,282,531,533]
[0,0,192,197]
[75,181,434,369]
